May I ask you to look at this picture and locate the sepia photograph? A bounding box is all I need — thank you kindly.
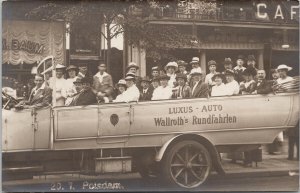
[2,0,299,191]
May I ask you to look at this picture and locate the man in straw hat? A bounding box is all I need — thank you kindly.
[126,62,142,89]
[139,76,153,101]
[152,75,173,100]
[190,68,209,98]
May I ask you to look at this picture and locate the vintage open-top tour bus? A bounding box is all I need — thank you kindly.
[2,57,300,189]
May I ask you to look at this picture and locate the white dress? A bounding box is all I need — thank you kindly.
[211,83,228,97]
[152,86,173,100]
[49,77,67,106]
[276,76,293,84]
[225,80,240,95]
[114,84,140,102]
[63,77,78,106]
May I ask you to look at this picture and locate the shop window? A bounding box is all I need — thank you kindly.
[70,21,101,56]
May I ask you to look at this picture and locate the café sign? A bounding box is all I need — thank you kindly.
[256,2,299,21]
[2,20,65,65]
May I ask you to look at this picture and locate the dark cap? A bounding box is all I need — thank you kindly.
[247,55,256,61]
[237,55,244,60]
[177,60,188,66]
[208,60,217,67]
[224,58,233,65]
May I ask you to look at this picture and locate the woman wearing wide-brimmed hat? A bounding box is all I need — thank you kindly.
[276,64,293,84]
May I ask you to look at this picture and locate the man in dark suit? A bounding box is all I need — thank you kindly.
[252,70,273,94]
[69,77,97,106]
[190,68,209,98]
[139,76,153,101]
[15,74,52,109]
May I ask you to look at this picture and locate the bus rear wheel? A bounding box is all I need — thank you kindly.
[161,140,212,189]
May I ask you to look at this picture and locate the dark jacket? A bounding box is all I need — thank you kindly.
[27,85,52,108]
[69,88,97,106]
[191,81,209,98]
[254,79,273,94]
[139,87,154,101]
[173,85,192,99]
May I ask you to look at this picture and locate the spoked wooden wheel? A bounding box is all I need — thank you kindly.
[161,140,212,189]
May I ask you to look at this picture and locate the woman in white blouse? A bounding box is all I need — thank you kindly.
[211,73,227,97]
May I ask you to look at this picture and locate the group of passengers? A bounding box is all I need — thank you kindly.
[14,54,295,109]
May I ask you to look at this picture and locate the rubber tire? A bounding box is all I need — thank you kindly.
[161,140,212,189]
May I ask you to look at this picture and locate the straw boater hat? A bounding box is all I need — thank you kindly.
[190,57,200,64]
[164,62,178,71]
[66,65,78,71]
[124,75,135,81]
[208,60,217,67]
[276,64,292,71]
[223,58,233,65]
[126,72,136,78]
[190,68,202,76]
[177,60,188,67]
[117,79,127,87]
[55,64,66,70]
[175,73,187,81]
[126,62,139,71]
[212,73,225,82]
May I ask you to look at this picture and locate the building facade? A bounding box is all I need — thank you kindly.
[128,0,299,78]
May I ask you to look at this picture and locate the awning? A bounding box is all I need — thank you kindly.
[2,20,65,65]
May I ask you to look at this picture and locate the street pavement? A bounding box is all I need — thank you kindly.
[2,139,299,192]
